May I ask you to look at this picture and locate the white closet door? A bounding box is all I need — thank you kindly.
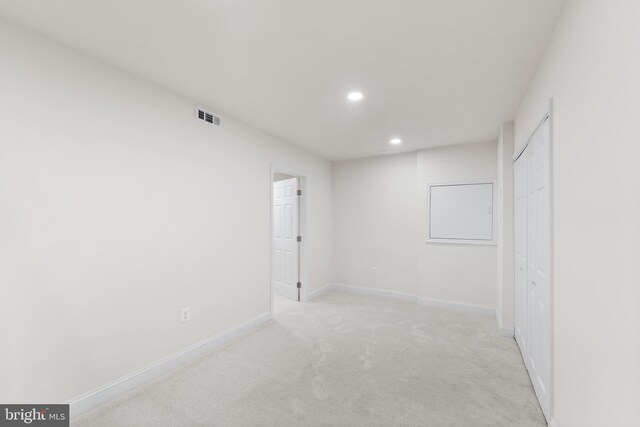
[272,178,299,301]
[526,118,552,419]
[514,152,529,362]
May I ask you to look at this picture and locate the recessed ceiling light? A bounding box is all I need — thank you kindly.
[347,91,364,101]
[390,138,402,145]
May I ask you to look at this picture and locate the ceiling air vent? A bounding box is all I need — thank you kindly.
[196,107,221,127]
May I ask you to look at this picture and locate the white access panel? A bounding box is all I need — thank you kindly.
[428,182,495,243]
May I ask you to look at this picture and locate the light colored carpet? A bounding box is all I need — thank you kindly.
[73,291,545,426]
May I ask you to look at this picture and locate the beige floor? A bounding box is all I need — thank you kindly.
[73,291,545,426]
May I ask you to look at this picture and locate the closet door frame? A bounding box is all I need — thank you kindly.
[513,98,554,421]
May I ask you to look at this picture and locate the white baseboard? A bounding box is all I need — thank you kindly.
[495,309,515,337]
[328,283,494,317]
[67,312,272,419]
[331,283,418,303]
[305,284,333,301]
[417,296,494,316]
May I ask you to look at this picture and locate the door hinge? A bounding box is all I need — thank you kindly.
[297,282,302,289]
[297,236,302,242]
[297,189,302,196]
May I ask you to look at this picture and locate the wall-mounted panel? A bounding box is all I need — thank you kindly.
[428,182,495,244]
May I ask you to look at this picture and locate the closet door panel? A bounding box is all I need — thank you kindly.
[526,118,552,420]
[514,151,528,362]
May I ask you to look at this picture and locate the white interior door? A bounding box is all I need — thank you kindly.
[526,118,552,419]
[514,152,529,361]
[272,177,299,301]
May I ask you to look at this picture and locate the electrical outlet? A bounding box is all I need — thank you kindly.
[372,267,378,276]
[180,307,191,323]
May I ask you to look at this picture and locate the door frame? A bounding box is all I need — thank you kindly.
[513,98,554,421]
[269,163,308,313]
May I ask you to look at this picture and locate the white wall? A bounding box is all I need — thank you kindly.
[417,141,497,308]
[514,1,640,425]
[332,142,498,311]
[496,123,515,331]
[0,18,332,403]
[273,172,296,182]
[332,152,418,295]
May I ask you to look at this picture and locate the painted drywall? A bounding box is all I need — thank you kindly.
[0,18,332,404]
[273,172,296,182]
[417,142,498,308]
[332,142,498,311]
[514,1,640,425]
[496,123,515,330]
[332,152,419,295]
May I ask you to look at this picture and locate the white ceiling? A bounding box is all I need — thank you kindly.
[0,0,565,160]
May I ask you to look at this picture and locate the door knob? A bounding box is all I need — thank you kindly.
[531,280,536,287]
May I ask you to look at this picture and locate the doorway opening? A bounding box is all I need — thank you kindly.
[270,166,307,314]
